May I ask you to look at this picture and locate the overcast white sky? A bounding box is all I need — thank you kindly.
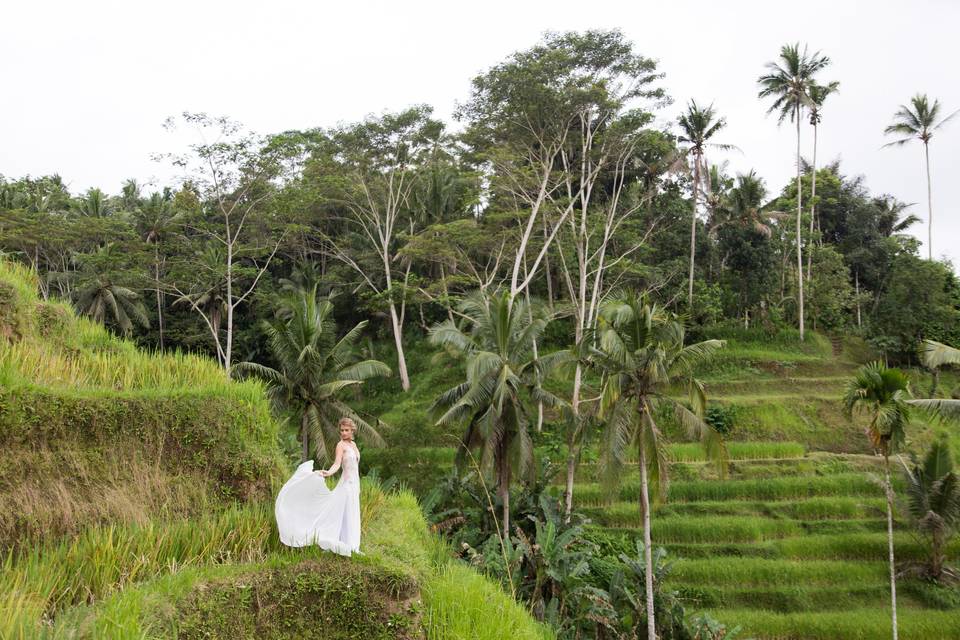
[3,0,958,266]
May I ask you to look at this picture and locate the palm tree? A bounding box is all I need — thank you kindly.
[76,188,112,218]
[758,43,831,341]
[843,363,911,640]
[921,339,960,396]
[134,191,178,349]
[901,437,960,582]
[429,290,559,538]
[234,286,389,462]
[73,266,150,335]
[586,294,727,640]
[883,94,959,260]
[677,100,736,308]
[806,80,839,278]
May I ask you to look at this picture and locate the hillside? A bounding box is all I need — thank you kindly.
[360,329,960,639]
[0,260,553,640]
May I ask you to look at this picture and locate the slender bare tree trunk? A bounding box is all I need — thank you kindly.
[806,123,818,280]
[563,363,583,520]
[855,271,862,328]
[498,439,511,540]
[301,413,310,462]
[225,232,234,372]
[639,438,657,640]
[795,110,805,341]
[883,456,899,640]
[388,301,411,391]
[687,154,701,308]
[924,142,933,260]
[154,245,164,350]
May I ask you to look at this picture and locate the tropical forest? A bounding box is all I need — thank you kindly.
[2,27,960,640]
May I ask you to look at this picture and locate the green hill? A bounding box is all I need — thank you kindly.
[0,260,552,640]
[359,328,960,639]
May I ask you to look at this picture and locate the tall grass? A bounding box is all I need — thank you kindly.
[0,504,276,633]
[705,609,960,640]
[667,558,889,587]
[588,497,887,523]
[423,563,556,640]
[575,473,889,505]
[661,533,960,561]
[667,441,805,462]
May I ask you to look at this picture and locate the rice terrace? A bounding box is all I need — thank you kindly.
[2,2,959,638]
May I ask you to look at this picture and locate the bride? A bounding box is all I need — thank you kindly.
[275,417,362,556]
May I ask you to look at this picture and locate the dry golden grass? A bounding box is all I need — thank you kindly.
[0,445,228,550]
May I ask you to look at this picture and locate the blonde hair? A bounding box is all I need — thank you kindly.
[338,417,356,432]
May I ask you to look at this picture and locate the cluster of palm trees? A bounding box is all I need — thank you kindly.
[680,43,956,340]
[844,340,960,640]
[428,289,727,640]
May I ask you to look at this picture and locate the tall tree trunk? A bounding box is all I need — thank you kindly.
[924,142,933,260]
[855,271,862,328]
[154,245,164,350]
[225,237,234,373]
[498,439,511,540]
[563,364,583,521]
[301,413,310,463]
[795,110,805,341]
[806,123,818,280]
[884,455,899,640]
[639,438,657,640]
[388,301,411,391]
[439,262,454,322]
[687,154,701,309]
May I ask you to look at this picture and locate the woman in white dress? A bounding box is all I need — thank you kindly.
[275,417,362,556]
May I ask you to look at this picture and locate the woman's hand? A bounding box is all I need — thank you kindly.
[315,470,329,478]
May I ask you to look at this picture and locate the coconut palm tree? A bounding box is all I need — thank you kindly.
[920,339,960,396]
[758,43,831,341]
[69,254,150,336]
[901,437,960,582]
[883,94,959,260]
[134,191,178,349]
[843,362,912,640]
[586,293,727,640]
[806,80,839,278]
[429,289,560,538]
[76,187,112,218]
[677,100,736,308]
[233,286,389,462]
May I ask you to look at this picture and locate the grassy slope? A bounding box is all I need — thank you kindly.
[357,328,960,639]
[0,260,551,640]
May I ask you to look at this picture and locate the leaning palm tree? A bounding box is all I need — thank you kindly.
[758,43,831,341]
[429,289,559,538]
[677,100,736,308]
[233,286,389,462]
[921,339,960,396]
[901,437,960,582]
[586,293,727,640]
[843,363,912,640]
[883,94,959,260]
[806,80,839,278]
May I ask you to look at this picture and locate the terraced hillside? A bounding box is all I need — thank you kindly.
[0,260,553,640]
[362,329,960,639]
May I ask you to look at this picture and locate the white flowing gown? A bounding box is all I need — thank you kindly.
[275,446,361,556]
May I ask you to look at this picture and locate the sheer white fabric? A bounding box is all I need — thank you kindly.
[275,446,361,556]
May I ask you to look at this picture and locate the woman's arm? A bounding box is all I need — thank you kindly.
[318,442,344,477]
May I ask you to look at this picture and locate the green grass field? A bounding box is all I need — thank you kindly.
[355,325,960,639]
[0,259,552,639]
